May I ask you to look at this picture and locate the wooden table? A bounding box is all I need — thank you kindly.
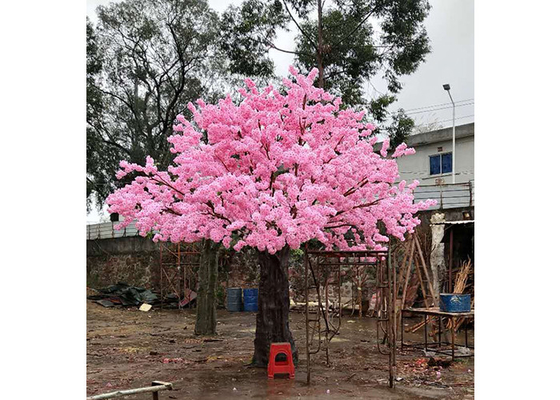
[402,307,474,360]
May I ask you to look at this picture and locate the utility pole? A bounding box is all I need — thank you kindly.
[443,84,456,184]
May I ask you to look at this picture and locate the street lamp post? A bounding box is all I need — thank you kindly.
[443,84,456,184]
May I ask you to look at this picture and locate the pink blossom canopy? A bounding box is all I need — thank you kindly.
[107,67,436,254]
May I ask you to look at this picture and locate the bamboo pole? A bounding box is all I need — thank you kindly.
[396,239,412,295]
[401,239,415,310]
[392,248,402,337]
[87,382,173,400]
[415,255,430,309]
[414,235,436,305]
[405,254,436,334]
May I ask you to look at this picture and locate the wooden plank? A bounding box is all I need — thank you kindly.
[405,307,474,317]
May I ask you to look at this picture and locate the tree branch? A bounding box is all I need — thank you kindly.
[281,0,319,52]
[330,8,377,50]
[332,198,382,219]
[205,201,232,224]
[261,34,312,57]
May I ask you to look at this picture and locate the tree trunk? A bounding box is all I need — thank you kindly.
[252,246,297,367]
[195,239,219,335]
[316,0,325,88]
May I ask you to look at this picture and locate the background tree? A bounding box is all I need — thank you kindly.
[220,0,431,113]
[106,68,436,366]
[86,0,223,210]
[87,0,227,336]
[414,119,443,134]
[87,17,109,210]
[195,240,222,335]
[385,108,415,148]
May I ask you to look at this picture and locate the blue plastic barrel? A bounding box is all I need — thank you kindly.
[439,293,471,313]
[226,288,243,312]
[243,288,258,312]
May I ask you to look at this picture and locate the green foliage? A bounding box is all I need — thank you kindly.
[291,248,304,258]
[87,0,430,212]
[386,108,415,148]
[87,18,111,209]
[369,94,396,123]
[295,8,378,105]
[86,0,224,210]
[220,0,431,112]
[215,285,225,308]
[220,0,289,78]
[86,18,103,124]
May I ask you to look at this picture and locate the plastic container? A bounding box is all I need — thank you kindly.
[243,288,259,312]
[439,293,471,313]
[226,288,243,312]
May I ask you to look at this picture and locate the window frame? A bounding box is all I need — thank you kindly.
[429,152,453,176]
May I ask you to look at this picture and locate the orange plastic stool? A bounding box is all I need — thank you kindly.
[267,342,295,379]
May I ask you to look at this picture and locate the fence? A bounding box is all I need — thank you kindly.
[413,180,474,210]
[86,221,140,240]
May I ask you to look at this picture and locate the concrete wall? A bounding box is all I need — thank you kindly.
[396,123,474,186]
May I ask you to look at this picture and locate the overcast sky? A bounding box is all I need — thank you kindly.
[86,0,474,222]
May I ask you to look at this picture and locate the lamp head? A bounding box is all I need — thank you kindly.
[443,84,451,91]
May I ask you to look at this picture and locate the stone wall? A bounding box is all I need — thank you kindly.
[87,237,396,315]
[87,236,160,289]
[86,237,259,295]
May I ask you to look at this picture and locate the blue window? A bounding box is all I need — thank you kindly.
[441,153,452,173]
[429,155,441,175]
[429,153,452,175]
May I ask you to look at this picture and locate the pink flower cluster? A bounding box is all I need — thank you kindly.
[107,66,437,254]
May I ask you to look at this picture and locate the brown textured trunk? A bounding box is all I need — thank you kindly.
[252,246,297,367]
[195,239,219,335]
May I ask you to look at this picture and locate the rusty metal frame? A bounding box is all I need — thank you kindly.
[159,242,200,310]
[400,308,474,361]
[304,247,396,387]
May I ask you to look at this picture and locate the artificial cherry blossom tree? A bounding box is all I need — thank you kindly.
[107,67,436,366]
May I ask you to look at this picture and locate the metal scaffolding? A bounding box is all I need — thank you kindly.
[159,242,200,309]
[303,247,397,387]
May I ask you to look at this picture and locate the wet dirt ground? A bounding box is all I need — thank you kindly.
[87,304,474,399]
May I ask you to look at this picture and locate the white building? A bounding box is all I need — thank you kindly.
[394,123,475,211]
[394,123,475,297]
[397,122,474,186]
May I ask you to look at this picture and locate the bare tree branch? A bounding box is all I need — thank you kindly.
[281,0,318,52]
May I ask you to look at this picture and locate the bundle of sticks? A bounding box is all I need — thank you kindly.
[445,258,473,332]
[407,258,473,334]
[453,258,472,294]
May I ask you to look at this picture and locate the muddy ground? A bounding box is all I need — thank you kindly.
[87,304,474,399]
